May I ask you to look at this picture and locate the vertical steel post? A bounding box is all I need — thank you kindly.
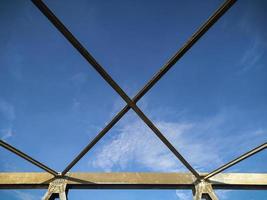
[42,178,68,200]
[193,181,218,200]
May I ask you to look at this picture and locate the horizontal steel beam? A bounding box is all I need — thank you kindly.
[0,172,266,190]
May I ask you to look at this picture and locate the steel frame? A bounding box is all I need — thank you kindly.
[1,0,266,199]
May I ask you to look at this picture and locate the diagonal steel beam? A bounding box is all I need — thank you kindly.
[0,140,58,176]
[204,142,267,180]
[31,0,236,178]
[59,0,237,175]
[31,0,199,179]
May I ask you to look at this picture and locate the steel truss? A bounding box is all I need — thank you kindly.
[1,0,266,199]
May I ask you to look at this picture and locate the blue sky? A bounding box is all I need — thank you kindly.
[0,0,267,199]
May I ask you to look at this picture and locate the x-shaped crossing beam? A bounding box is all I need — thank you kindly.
[31,0,237,179]
[0,0,240,186]
[0,0,238,181]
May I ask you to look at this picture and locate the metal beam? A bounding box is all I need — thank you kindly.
[1,172,266,190]
[42,178,68,200]
[60,0,237,177]
[0,140,58,176]
[204,142,267,180]
[31,0,237,178]
[31,0,200,179]
[193,182,219,200]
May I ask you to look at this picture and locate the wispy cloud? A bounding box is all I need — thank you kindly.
[238,38,265,72]
[90,117,225,172]
[0,98,16,121]
[13,191,41,200]
[236,1,267,72]
[88,101,266,200]
[176,191,192,200]
[216,190,231,200]
[1,190,42,200]
[91,119,195,172]
[72,98,81,111]
[89,103,266,173]
[89,111,221,172]
[0,98,16,141]
[0,127,13,140]
[175,187,230,200]
[70,72,88,88]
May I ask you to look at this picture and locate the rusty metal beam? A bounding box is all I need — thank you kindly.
[0,140,58,176]
[0,172,266,190]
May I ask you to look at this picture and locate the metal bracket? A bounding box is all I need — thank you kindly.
[193,181,218,200]
[42,178,68,200]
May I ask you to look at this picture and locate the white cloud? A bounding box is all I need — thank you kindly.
[89,105,266,173]
[252,129,266,136]
[175,189,230,200]
[91,120,193,171]
[70,72,88,87]
[0,127,14,140]
[89,112,224,172]
[72,98,81,111]
[0,98,16,141]
[239,38,265,72]
[216,190,230,200]
[235,2,267,73]
[13,191,41,200]
[0,98,15,121]
[175,191,192,200]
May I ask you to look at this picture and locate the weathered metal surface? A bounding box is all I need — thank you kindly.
[193,181,218,200]
[209,173,267,189]
[1,173,267,190]
[42,178,68,200]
